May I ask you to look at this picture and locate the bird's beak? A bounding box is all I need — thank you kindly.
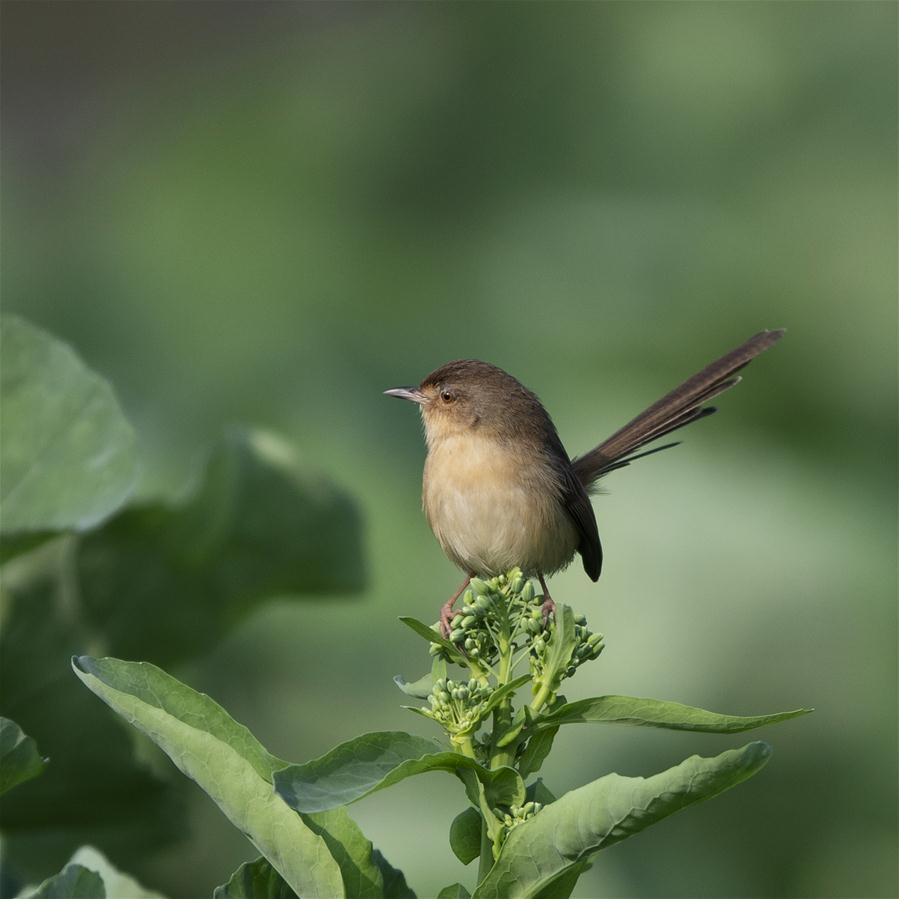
[383,386,427,404]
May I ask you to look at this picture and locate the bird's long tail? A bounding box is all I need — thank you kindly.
[572,329,784,487]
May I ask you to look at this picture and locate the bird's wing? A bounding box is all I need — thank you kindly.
[544,430,603,582]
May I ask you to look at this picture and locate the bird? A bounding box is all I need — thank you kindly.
[385,329,784,634]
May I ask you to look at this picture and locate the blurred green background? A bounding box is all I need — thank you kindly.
[2,2,896,897]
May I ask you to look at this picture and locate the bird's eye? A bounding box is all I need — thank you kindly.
[440,389,455,403]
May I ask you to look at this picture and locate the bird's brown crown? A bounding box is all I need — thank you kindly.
[418,359,559,446]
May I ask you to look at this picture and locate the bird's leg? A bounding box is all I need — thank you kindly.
[440,575,473,637]
[538,573,555,626]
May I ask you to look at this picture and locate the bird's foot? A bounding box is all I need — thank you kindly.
[439,600,457,638]
[540,597,556,627]
[439,575,473,638]
[538,573,555,628]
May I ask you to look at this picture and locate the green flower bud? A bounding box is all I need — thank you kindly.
[469,577,488,595]
[461,615,477,629]
[449,628,465,642]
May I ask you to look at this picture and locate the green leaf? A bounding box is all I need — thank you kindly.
[449,807,482,865]
[517,699,565,779]
[517,726,558,780]
[436,886,471,899]
[394,658,447,700]
[481,675,532,717]
[302,808,385,899]
[371,851,417,899]
[473,742,773,899]
[17,864,105,899]
[76,426,364,665]
[67,846,167,899]
[273,731,524,813]
[534,606,578,698]
[524,779,556,806]
[0,315,137,545]
[0,717,46,797]
[536,695,813,733]
[398,618,466,665]
[214,858,296,899]
[72,656,344,899]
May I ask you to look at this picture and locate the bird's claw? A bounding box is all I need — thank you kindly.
[540,597,556,628]
[439,601,456,638]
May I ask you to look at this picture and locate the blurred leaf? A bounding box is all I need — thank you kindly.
[371,851,416,899]
[473,742,772,899]
[0,717,46,797]
[436,886,471,899]
[213,858,295,899]
[0,315,137,546]
[0,571,183,881]
[72,656,344,899]
[274,731,524,813]
[536,695,812,733]
[449,807,481,865]
[77,426,364,665]
[67,847,167,899]
[16,864,104,899]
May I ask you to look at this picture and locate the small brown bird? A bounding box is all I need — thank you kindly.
[385,330,784,633]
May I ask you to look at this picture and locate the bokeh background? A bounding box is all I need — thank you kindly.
[2,2,896,897]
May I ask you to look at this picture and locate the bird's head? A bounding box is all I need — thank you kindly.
[384,360,547,447]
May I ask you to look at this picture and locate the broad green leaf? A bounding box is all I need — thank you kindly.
[536,695,812,733]
[473,741,772,899]
[68,847,167,899]
[0,574,183,879]
[530,862,590,899]
[371,851,417,899]
[274,731,524,813]
[302,808,385,899]
[0,315,137,543]
[0,717,46,796]
[436,886,471,899]
[72,656,344,899]
[214,858,295,899]
[212,812,406,899]
[450,807,482,865]
[76,426,364,665]
[16,864,104,899]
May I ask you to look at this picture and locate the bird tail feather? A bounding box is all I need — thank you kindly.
[572,329,784,487]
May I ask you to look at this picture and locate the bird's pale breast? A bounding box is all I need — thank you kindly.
[422,432,579,577]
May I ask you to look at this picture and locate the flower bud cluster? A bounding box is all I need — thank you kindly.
[444,569,543,664]
[421,677,494,736]
[495,800,543,829]
[530,612,604,699]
